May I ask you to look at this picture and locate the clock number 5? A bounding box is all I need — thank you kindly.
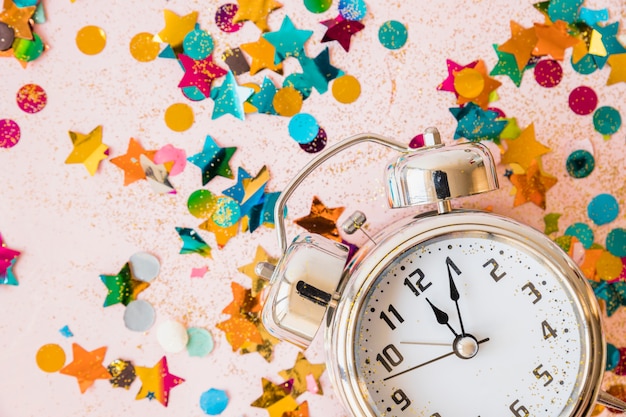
[483,258,506,282]
[533,364,553,386]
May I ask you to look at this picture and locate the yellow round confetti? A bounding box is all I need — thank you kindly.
[273,86,303,117]
[596,251,623,281]
[36,343,66,373]
[130,32,160,62]
[454,68,485,99]
[164,103,194,132]
[332,74,361,104]
[76,25,107,55]
[242,83,261,114]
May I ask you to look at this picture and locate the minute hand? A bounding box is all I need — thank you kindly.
[446,257,465,336]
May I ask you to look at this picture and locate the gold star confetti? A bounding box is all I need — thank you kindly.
[501,123,550,170]
[0,0,36,40]
[294,196,345,242]
[278,351,326,397]
[509,159,557,209]
[233,0,283,33]
[65,125,109,176]
[251,378,297,417]
[238,245,277,296]
[154,9,198,50]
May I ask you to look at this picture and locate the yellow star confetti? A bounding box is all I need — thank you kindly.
[501,123,550,170]
[154,9,198,50]
[233,0,283,33]
[251,378,297,416]
[278,352,326,397]
[0,0,36,40]
[607,53,626,85]
[65,125,109,176]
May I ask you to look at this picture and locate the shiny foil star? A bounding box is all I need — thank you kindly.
[591,22,626,69]
[175,227,212,258]
[65,125,110,176]
[533,20,580,60]
[251,378,297,415]
[241,166,270,215]
[283,400,310,417]
[278,352,326,397]
[498,21,539,70]
[238,245,278,296]
[240,36,283,76]
[154,9,198,50]
[249,76,278,114]
[110,138,156,186]
[294,196,345,242]
[100,263,150,307]
[60,344,111,393]
[135,356,185,407]
[140,154,175,194]
[199,216,239,249]
[0,0,36,40]
[187,135,236,185]
[321,15,364,52]
[216,282,264,351]
[178,53,227,98]
[509,159,557,209]
[501,123,550,169]
[223,167,252,204]
[297,47,340,94]
[233,0,283,32]
[210,71,254,120]
[263,15,313,63]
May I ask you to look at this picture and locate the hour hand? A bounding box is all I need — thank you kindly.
[426,298,458,337]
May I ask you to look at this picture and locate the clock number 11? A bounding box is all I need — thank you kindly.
[380,304,405,330]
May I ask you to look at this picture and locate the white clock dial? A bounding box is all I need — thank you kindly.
[354,232,587,417]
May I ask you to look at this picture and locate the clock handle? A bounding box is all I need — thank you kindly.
[597,390,626,413]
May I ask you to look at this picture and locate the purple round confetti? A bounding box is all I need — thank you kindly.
[568,86,598,115]
[0,119,21,148]
[215,4,243,33]
[299,127,327,153]
[533,59,563,88]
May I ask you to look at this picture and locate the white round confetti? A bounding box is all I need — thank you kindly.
[124,300,156,332]
[129,252,160,282]
[157,320,189,353]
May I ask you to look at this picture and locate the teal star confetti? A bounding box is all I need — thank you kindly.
[590,22,626,69]
[210,71,254,120]
[223,167,252,203]
[260,191,282,227]
[297,48,342,94]
[263,15,313,63]
[187,135,237,185]
[449,103,507,142]
[175,227,212,258]
[490,44,523,87]
[248,77,277,114]
[100,263,150,307]
[590,280,626,316]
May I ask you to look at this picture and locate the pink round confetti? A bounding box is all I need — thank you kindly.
[533,59,563,88]
[569,86,598,116]
[153,144,187,176]
[0,119,20,148]
[16,83,47,114]
[215,3,243,33]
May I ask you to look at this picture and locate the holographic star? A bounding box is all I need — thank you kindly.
[449,103,507,142]
[263,15,313,63]
[187,135,236,185]
[223,167,253,203]
[175,227,212,258]
[65,125,110,176]
[178,53,228,98]
[320,15,364,52]
[135,356,185,407]
[60,344,111,393]
[100,263,150,307]
[210,71,254,120]
[509,159,557,209]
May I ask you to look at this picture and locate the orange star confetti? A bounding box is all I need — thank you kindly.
[498,21,538,70]
[500,123,550,170]
[283,401,310,417]
[251,378,298,417]
[238,245,278,296]
[199,217,239,249]
[110,138,156,186]
[454,60,501,110]
[533,20,580,60]
[509,159,557,209]
[580,248,604,281]
[59,343,111,393]
[233,0,283,33]
[278,352,326,397]
[240,36,283,75]
[217,313,264,351]
[294,196,345,242]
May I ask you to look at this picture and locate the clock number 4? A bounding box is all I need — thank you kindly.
[376,344,404,372]
[542,320,557,339]
[483,258,506,282]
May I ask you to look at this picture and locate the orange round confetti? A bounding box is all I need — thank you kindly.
[76,25,106,55]
[36,343,66,373]
[164,103,194,132]
[273,86,303,117]
[129,32,160,62]
[332,74,361,104]
[596,251,623,281]
[454,68,485,99]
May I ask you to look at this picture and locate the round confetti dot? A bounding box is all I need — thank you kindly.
[289,113,319,144]
[332,74,361,104]
[183,29,214,60]
[0,22,15,51]
[273,86,303,117]
[129,252,160,282]
[453,68,484,99]
[129,32,160,62]
[566,149,594,178]
[593,106,622,137]
[36,344,66,373]
[283,74,312,100]
[211,196,241,228]
[299,127,327,153]
[596,251,623,281]
[533,59,563,88]
[588,194,619,226]
[13,32,44,62]
[304,0,332,13]
[157,320,189,353]
[571,54,597,75]
[16,83,47,114]
[182,86,208,102]
[188,189,218,218]
[606,228,626,258]
[607,343,620,371]
[153,144,187,176]
[568,86,597,115]
[165,103,194,132]
[215,3,243,33]
[200,388,229,415]
[124,300,156,332]
[378,20,408,50]
[76,25,107,55]
[0,119,20,149]
[187,327,214,357]
[564,222,594,249]
[338,0,367,20]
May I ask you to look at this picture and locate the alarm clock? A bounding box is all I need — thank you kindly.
[258,128,626,417]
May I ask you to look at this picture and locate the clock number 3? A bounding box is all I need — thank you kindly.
[483,258,506,282]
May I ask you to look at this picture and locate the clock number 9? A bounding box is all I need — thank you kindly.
[391,388,411,411]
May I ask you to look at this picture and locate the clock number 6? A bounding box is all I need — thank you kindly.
[509,399,529,417]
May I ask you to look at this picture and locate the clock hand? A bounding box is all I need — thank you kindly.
[426,297,458,337]
[447,257,466,336]
[400,341,450,346]
[383,337,490,381]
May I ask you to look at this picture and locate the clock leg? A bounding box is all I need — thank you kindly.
[597,390,626,413]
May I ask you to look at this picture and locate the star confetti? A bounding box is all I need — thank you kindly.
[490,44,524,87]
[0,233,20,286]
[263,15,313,63]
[251,378,297,413]
[60,344,111,393]
[100,263,150,307]
[155,9,198,50]
[500,123,550,169]
[175,227,212,258]
[187,135,236,185]
[178,53,228,98]
[449,103,507,142]
[232,0,283,33]
[533,20,580,60]
[283,401,310,417]
[294,196,345,242]
[238,245,278,296]
[590,280,626,316]
[199,216,240,249]
[320,15,364,52]
[65,125,110,176]
[453,60,502,110]
[509,159,557,209]
[241,36,284,75]
[498,21,538,71]
[278,352,326,397]
[607,53,626,85]
[210,70,254,120]
[0,0,36,40]
[135,356,185,407]
[110,138,156,186]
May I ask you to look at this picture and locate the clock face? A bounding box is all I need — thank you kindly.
[353,232,589,417]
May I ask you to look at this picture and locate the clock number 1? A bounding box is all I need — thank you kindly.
[483,258,506,282]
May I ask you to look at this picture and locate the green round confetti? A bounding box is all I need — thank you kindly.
[571,54,597,75]
[211,196,241,227]
[378,20,408,50]
[593,106,622,136]
[566,149,594,178]
[188,189,218,219]
[588,194,619,226]
[304,0,332,13]
[13,33,44,62]
[564,222,594,249]
[187,327,214,357]
[606,228,626,257]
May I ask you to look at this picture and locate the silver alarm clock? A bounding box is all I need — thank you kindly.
[257,128,626,417]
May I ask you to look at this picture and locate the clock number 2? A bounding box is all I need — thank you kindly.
[483,258,506,282]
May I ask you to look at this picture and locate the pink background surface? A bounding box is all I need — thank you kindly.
[1,0,625,416]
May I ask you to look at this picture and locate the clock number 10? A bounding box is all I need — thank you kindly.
[376,344,404,372]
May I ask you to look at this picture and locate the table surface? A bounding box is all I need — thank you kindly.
[1,0,626,416]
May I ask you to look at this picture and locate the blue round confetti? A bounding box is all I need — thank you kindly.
[378,20,408,50]
[565,149,594,178]
[200,388,229,415]
[183,29,214,60]
[593,106,622,136]
[564,222,594,249]
[289,113,319,144]
[607,343,620,371]
[338,0,367,20]
[588,193,619,226]
[187,327,214,357]
[607,228,626,258]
